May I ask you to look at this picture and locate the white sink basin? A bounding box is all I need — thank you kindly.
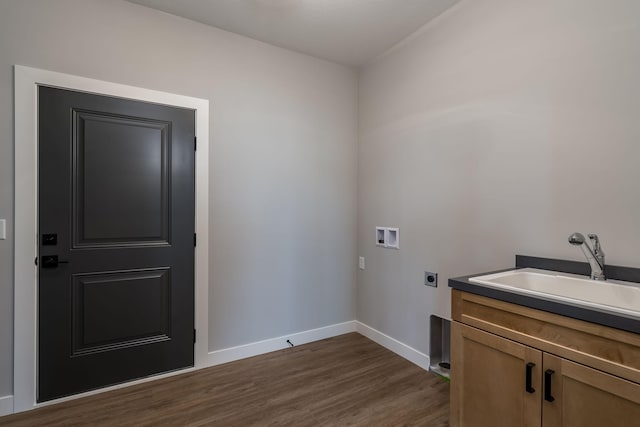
[469,268,640,320]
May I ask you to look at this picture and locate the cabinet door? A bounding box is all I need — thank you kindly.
[451,322,542,427]
[542,353,640,427]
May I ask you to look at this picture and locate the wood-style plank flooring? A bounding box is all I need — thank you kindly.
[0,333,449,426]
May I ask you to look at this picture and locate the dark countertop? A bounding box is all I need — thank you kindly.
[448,255,640,335]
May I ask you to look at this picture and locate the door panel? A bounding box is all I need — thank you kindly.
[38,86,195,402]
[71,268,171,355]
[542,353,640,427]
[73,110,171,246]
[451,322,542,427]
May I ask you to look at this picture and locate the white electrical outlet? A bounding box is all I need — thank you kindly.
[359,256,365,270]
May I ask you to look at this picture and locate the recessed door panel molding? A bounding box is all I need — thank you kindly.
[71,268,172,356]
[542,353,640,427]
[72,109,171,248]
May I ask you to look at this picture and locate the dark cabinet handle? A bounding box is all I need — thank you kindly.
[544,369,555,402]
[525,362,535,393]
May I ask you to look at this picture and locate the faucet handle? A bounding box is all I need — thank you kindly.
[588,234,604,256]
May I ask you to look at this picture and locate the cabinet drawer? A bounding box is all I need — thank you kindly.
[452,289,640,384]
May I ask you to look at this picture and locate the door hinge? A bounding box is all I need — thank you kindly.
[35,257,38,266]
[194,136,197,151]
[193,329,197,343]
[194,233,197,247]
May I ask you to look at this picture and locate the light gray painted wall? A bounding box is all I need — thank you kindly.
[357,0,640,355]
[0,0,357,397]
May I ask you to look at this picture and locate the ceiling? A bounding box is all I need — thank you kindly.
[127,0,460,67]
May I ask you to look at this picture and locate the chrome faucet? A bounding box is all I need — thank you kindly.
[568,232,606,280]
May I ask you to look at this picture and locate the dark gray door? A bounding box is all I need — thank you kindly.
[38,86,195,402]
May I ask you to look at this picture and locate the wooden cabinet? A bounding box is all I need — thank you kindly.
[451,290,640,427]
[542,353,640,427]
[452,322,541,427]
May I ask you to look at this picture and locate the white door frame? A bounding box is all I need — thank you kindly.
[13,65,210,413]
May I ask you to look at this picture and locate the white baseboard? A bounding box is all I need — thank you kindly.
[355,321,430,370]
[206,321,357,367]
[0,395,14,416]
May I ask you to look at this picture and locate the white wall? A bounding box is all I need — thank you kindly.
[0,0,357,397]
[357,0,640,355]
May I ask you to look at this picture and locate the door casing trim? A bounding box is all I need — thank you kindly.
[13,65,210,413]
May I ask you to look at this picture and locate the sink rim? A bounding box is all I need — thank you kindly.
[469,268,640,320]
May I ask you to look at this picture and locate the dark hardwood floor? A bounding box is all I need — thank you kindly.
[0,333,450,426]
